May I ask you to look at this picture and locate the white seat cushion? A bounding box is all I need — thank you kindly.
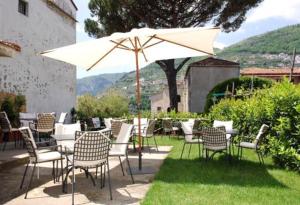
[67,156,106,168]
[204,145,227,151]
[239,142,256,149]
[186,138,203,143]
[37,151,62,163]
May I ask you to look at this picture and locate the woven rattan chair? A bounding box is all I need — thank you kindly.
[111,120,122,138]
[162,119,179,138]
[108,123,134,183]
[237,124,269,164]
[0,111,20,151]
[141,119,158,153]
[30,113,55,142]
[63,131,112,204]
[19,127,64,199]
[180,121,202,159]
[202,126,230,161]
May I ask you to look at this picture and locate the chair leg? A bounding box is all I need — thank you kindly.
[107,160,113,200]
[126,152,134,184]
[153,136,159,152]
[260,152,265,165]
[240,147,243,160]
[72,166,75,205]
[20,161,30,189]
[180,143,186,159]
[25,163,36,199]
[2,132,9,151]
[52,161,56,183]
[257,151,262,164]
[118,156,125,176]
[146,138,151,153]
[60,158,64,192]
[188,144,192,158]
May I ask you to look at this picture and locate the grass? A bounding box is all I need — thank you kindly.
[141,136,300,205]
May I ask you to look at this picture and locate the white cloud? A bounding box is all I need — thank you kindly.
[247,0,300,22]
[214,41,227,49]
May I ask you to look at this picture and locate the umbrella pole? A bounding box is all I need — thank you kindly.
[134,37,142,170]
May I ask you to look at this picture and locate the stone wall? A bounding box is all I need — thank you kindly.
[0,0,76,114]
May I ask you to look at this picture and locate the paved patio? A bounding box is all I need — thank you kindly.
[0,146,172,205]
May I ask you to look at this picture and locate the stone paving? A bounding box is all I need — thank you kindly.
[0,146,172,205]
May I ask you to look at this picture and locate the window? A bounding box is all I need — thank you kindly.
[18,0,28,16]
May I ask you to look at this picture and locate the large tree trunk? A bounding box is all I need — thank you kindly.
[160,59,178,112]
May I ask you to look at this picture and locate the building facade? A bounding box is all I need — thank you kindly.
[150,81,185,113]
[0,0,77,114]
[184,57,240,113]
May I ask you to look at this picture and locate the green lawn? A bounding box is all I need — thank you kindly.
[141,137,300,205]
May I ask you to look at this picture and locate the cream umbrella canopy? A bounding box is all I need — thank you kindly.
[41,27,220,171]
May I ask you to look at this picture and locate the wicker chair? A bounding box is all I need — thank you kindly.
[237,124,269,164]
[111,120,122,138]
[180,121,202,159]
[19,127,64,199]
[108,123,134,183]
[141,119,158,153]
[162,119,179,138]
[63,131,112,204]
[202,126,230,161]
[0,111,20,151]
[30,113,55,142]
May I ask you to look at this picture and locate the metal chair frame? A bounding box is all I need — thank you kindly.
[19,127,64,199]
[237,124,269,164]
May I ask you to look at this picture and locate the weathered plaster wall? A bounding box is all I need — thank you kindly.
[0,0,76,114]
[188,66,240,113]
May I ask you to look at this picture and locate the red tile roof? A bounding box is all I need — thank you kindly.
[241,67,300,76]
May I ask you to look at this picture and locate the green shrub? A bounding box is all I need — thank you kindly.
[209,79,300,172]
[204,77,273,112]
[0,95,26,127]
[76,90,129,120]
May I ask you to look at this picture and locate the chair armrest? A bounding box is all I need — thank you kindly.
[239,135,255,142]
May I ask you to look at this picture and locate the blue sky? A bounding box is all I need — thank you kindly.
[74,0,300,79]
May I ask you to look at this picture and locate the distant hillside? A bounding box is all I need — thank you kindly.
[218,24,300,67]
[77,73,125,96]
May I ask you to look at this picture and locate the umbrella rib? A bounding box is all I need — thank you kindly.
[137,37,148,62]
[110,40,133,50]
[153,36,214,56]
[141,35,157,47]
[143,40,164,49]
[87,39,127,71]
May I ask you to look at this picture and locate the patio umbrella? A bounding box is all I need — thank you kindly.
[41,27,220,172]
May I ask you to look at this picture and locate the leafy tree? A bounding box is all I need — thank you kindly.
[85,0,263,111]
[76,90,129,119]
